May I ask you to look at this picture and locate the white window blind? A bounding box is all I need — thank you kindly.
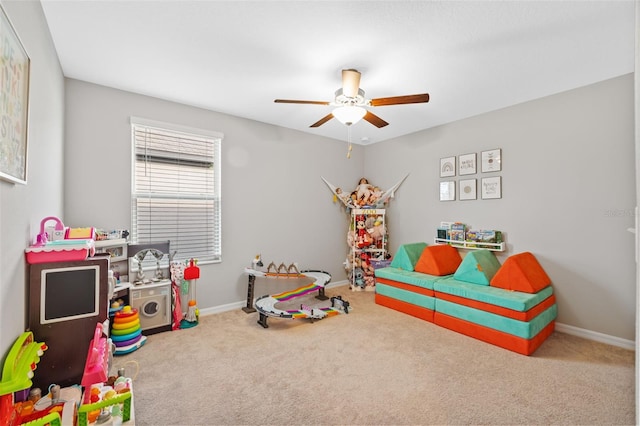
[131,117,222,263]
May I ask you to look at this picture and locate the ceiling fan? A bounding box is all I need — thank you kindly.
[274,69,430,128]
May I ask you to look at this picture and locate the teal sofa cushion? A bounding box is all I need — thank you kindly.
[376,283,436,311]
[375,266,442,290]
[390,242,427,271]
[453,249,501,285]
[434,277,554,312]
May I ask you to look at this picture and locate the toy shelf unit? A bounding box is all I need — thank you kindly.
[435,223,505,252]
[348,209,388,291]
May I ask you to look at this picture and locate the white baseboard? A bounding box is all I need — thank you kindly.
[199,281,635,351]
[199,300,246,316]
[555,322,635,351]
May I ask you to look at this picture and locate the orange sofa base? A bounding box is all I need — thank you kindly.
[434,292,556,322]
[433,312,555,355]
[375,277,435,297]
[375,293,434,323]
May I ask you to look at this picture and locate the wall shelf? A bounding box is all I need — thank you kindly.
[434,238,505,252]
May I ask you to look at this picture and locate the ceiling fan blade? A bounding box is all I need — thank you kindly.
[370,93,430,107]
[274,99,330,105]
[363,111,389,128]
[310,113,334,128]
[342,69,361,98]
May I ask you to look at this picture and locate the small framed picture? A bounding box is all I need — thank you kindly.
[459,179,477,200]
[440,156,456,177]
[458,153,476,175]
[481,149,502,173]
[439,181,455,201]
[481,176,502,199]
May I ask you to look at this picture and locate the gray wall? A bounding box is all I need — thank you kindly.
[64,75,636,342]
[366,74,636,342]
[0,1,65,358]
[63,79,364,310]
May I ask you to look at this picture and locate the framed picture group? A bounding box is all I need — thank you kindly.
[439,149,502,201]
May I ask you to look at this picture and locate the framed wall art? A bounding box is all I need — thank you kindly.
[459,179,477,200]
[458,153,476,175]
[481,176,502,199]
[481,149,502,173]
[439,181,455,201]
[0,5,30,185]
[440,156,456,177]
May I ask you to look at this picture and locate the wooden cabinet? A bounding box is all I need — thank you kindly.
[28,257,109,390]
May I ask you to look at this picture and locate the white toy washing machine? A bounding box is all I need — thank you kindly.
[130,279,172,334]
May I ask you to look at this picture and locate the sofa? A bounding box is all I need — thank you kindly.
[374,243,557,355]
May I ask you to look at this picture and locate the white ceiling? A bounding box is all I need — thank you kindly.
[39,1,635,145]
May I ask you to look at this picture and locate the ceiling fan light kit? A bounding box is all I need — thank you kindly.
[332,105,367,126]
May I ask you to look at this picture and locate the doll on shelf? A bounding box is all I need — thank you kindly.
[355,177,374,206]
[334,187,351,206]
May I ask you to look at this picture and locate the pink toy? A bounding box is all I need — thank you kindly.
[81,323,108,403]
[37,216,66,245]
[25,216,95,264]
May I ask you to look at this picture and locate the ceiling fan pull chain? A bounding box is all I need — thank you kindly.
[346,126,352,159]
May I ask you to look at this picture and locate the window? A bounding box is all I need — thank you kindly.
[131,117,222,263]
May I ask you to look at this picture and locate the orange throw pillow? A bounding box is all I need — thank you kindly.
[414,245,462,276]
[490,252,551,293]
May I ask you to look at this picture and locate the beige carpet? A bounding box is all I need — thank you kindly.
[113,286,635,425]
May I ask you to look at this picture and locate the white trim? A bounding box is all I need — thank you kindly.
[555,322,635,351]
[199,300,246,316]
[130,116,224,139]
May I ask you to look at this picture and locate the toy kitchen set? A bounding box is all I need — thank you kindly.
[23,217,174,391]
[99,239,174,337]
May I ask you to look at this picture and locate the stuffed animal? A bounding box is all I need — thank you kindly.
[352,267,365,288]
[347,229,356,247]
[360,252,375,277]
[355,177,374,206]
[369,186,384,206]
[366,216,386,243]
[364,276,376,287]
[355,214,373,248]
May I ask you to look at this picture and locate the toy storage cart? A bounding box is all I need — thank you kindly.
[77,391,133,426]
[78,323,135,425]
